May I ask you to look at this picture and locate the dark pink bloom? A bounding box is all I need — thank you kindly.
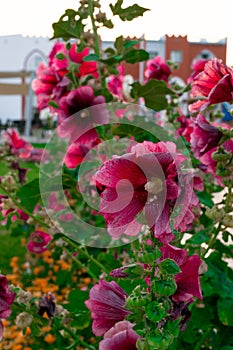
[160,244,203,302]
[189,58,233,113]
[27,230,52,254]
[58,85,106,120]
[99,321,140,350]
[85,280,130,336]
[144,55,171,82]
[0,274,16,340]
[190,114,223,157]
[57,86,108,146]
[187,58,209,84]
[176,114,194,142]
[94,141,199,243]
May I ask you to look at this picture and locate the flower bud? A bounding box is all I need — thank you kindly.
[146,301,166,322]
[205,207,225,221]
[15,312,33,329]
[222,215,233,228]
[151,277,177,297]
[146,329,174,349]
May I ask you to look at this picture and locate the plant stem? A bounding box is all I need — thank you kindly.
[194,328,210,350]
[202,222,222,259]
[63,246,98,280]
[87,0,106,89]
[62,325,96,350]
[0,183,50,229]
[61,236,109,274]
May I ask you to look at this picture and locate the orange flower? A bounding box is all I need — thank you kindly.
[44,334,56,344]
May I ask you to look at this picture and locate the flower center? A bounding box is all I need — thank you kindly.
[144,177,163,195]
[80,110,90,118]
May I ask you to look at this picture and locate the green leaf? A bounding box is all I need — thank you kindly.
[65,289,89,313]
[70,310,90,329]
[124,48,149,63]
[187,230,209,245]
[51,9,85,41]
[83,53,100,62]
[131,80,175,111]
[217,298,233,326]
[56,52,66,60]
[159,258,181,275]
[196,191,214,208]
[110,0,149,21]
[17,178,41,212]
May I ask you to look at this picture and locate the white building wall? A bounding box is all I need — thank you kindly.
[0,35,55,123]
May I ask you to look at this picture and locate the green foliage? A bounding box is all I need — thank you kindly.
[110,0,149,21]
[131,80,176,110]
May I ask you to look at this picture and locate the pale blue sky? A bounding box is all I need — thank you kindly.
[1,0,233,64]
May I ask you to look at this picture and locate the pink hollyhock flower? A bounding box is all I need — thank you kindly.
[0,274,16,340]
[0,194,29,225]
[94,141,199,243]
[85,280,130,336]
[189,58,233,113]
[99,321,140,350]
[32,63,64,110]
[27,230,52,254]
[49,42,98,79]
[107,64,125,100]
[176,114,194,142]
[32,42,98,111]
[144,55,171,82]
[64,137,100,169]
[4,129,33,158]
[160,244,203,302]
[4,129,45,162]
[47,192,73,222]
[187,58,209,84]
[198,139,233,186]
[190,114,223,157]
[57,85,108,145]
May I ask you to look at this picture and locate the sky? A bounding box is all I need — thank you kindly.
[1,0,233,65]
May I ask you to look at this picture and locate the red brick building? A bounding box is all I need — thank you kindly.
[122,35,227,83]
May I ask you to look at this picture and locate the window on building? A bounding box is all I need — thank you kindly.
[149,51,159,59]
[170,50,183,63]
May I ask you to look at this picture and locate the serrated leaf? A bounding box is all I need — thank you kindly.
[217,298,233,326]
[159,258,181,275]
[51,9,85,41]
[110,0,149,21]
[131,80,175,111]
[124,48,149,63]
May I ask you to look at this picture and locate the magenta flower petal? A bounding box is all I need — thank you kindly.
[160,244,187,266]
[189,59,233,113]
[99,321,140,350]
[85,280,130,336]
[173,255,203,302]
[27,231,52,254]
